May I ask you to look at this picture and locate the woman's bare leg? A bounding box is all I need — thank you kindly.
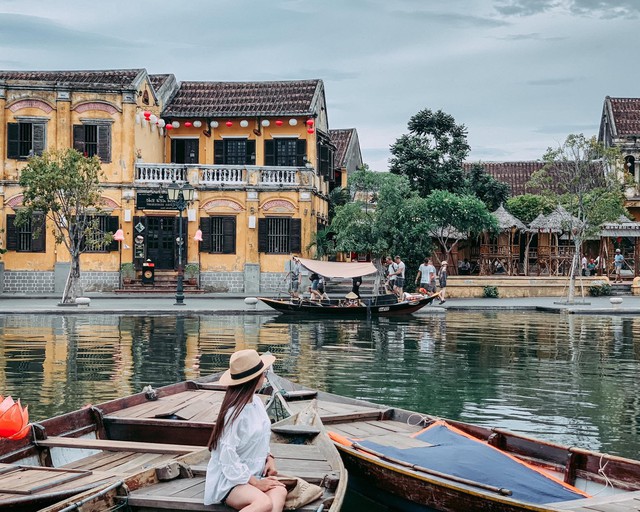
[225,484,272,512]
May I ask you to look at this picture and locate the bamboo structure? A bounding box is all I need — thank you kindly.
[479,206,526,276]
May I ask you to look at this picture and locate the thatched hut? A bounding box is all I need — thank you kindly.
[479,206,526,275]
[526,206,581,276]
[599,216,640,278]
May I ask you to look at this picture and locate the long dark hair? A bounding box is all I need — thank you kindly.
[207,375,262,451]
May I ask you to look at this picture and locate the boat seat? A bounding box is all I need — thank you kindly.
[36,436,202,454]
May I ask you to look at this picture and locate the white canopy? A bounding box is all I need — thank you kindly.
[298,258,377,278]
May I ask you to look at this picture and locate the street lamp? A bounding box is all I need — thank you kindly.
[167,181,195,305]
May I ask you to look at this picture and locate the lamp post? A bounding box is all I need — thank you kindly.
[167,182,195,305]
[113,228,125,289]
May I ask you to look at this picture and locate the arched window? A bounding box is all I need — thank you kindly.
[625,155,635,177]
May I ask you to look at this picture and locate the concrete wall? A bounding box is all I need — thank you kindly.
[447,276,610,298]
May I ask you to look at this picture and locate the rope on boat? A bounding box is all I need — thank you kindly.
[590,455,613,496]
[406,413,430,428]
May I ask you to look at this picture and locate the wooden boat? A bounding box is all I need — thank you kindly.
[269,374,640,512]
[0,376,346,512]
[259,294,437,317]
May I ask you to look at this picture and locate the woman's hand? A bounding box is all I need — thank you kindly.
[264,456,278,477]
[253,476,285,492]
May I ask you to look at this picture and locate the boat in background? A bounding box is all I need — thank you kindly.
[0,376,346,512]
[268,374,640,512]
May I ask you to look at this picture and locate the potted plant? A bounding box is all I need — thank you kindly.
[184,263,199,285]
[121,262,136,284]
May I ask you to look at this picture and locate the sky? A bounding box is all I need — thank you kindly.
[0,0,638,171]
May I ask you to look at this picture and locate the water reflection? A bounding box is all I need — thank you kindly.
[2,312,640,459]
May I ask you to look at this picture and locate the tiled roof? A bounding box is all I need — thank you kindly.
[149,74,171,91]
[609,98,640,137]
[463,161,546,196]
[162,79,321,117]
[0,69,144,90]
[330,128,356,168]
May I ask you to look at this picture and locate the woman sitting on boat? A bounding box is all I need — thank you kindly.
[204,350,287,511]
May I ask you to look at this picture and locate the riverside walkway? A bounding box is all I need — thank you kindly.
[0,294,637,315]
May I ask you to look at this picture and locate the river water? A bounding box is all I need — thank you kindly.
[3,311,640,460]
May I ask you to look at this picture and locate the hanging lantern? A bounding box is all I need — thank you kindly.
[143,111,151,120]
[289,119,298,126]
[158,119,166,128]
[149,114,158,124]
[113,229,125,242]
[261,119,270,127]
[226,121,233,127]
[210,120,219,128]
[617,237,623,243]
[306,119,314,126]
[193,120,202,128]
[240,120,249,128]
[172,121,180,129]
[165,124,173,130]
[184,121,193,128]
[0,396,29,440]
[307,127,315,134]
[275,120,283,126]
[194,229,203,242]
[135,113,141,125]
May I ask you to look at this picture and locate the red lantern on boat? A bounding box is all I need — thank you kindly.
[0,396,29,440]
[184,121,192,128]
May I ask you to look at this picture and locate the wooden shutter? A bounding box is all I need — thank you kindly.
[31,214,46,253]
[6,215,17,251]
[107,216,119,251]
[264,140,275,166]
[258,218,268,252]
[296,139,307,167]
[7,123,19,159]
[33,123,46,155]
[290,218,301,253]
[222,217,236,254]
[73,125,86,155]
[246,140,256,164]
[199,217,211,253]
[97,125,111,162]
[214,140,224,164]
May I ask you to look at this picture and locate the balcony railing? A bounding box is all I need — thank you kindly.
[134,163,305,187]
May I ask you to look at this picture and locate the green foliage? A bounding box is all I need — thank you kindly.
[184,263,199,278]
[306,227,336,259]
[389,109,469,197]
[120,262,136,279]
[588,284,611,297]
[506,194,556,224]
[483,285,499,298]
[327,186,349,221]
[462,162,511,211]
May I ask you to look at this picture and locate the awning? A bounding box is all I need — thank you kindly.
[298,258,377,278]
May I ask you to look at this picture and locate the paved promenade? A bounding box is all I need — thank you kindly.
[0,293,637,315]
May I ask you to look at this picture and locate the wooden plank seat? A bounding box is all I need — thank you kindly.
[288,398,389,424]
[327,419,423,441]
[548,489,640,510]
[36,436,202,455]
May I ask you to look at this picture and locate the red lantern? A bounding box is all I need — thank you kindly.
[165,124,173,130]
[143,111,151,120]
[184,121,192,128]
[307,128,315,134]
[275,120,283,126]
[306,119,314,126]
[617,237,623,243]
[226,121,233,127]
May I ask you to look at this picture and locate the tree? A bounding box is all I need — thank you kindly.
[528,134,623,303]
[462,163,510,211]
[17,149,110,304]
[506,194,556,224]
[390,109,469,196]
[423,190,498,265]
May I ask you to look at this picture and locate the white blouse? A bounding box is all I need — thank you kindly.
[204,395,271,505]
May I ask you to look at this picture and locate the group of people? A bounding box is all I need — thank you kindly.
[385,255,447,305]
[580,250,625,283]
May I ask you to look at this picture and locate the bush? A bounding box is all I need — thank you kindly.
[483,286,499,298]
[588,284,611,297]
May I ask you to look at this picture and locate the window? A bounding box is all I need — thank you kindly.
[6,214,46,252]
[171,138,199,164]
[258,217,301,254]
[73,123,111,162]
[7,122,46,159]
[76,216,119,253]
[199,216,236,254]
[318,144,335,180]
[214,139,255,165]
[264,139,306,167]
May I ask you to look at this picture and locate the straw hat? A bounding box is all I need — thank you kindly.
[345,292,359,299]
[219,349,276,386]
[441,261,448,266]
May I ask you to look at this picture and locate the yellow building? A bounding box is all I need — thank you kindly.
[0,69,356,293]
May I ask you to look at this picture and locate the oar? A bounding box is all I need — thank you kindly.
[339,436,512,497]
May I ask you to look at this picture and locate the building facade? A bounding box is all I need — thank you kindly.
[0,69,352,293]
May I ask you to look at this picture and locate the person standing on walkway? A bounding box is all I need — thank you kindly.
[581,255,588,277]
[437,261,448,304]
[204,349,286,511]
[614,249,624,283]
